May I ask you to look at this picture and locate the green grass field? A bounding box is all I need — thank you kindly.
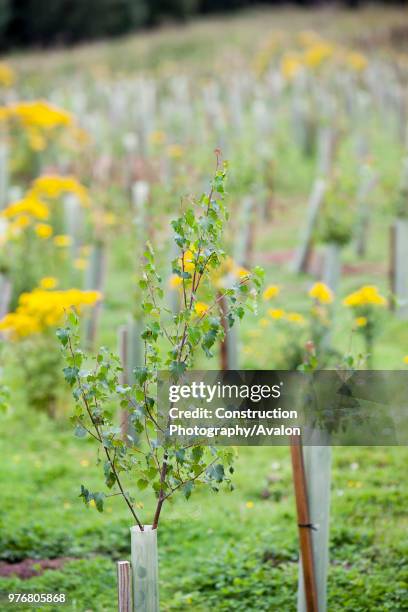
[1,5,408,612]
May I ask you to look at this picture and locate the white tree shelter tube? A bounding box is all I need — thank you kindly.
[297,434,332,612]
[130,525,159,612]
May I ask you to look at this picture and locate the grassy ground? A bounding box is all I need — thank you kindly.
[1,5,408,612]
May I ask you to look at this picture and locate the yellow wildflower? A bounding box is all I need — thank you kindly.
[281,54,302,80]
[14,215,31,229]
[181,249,195,274]
[27,127,46,151]
[54,234,72,248]
[194,301,209,316]
[35,223,53,239]
[347,52,368,72]
[245,501,254,509]
[30,175,90,207]
[39,277,58,290]
[309,282,334,304]
[0,63,15,88]
[168,274,183,289]
[5,100,73,130]
[0,287,101,340]
[2,196,49,221]
[286,312,305,325]
[167,144,184,159]
[268,308,285,320]
[74,258,87,271]
[403,356,408,365]
[235,266,250,279]
[304,42,333,68]
[263,284,280,301]
[343,285,386,308]
[149,130,166,146]
[355,317,367,328]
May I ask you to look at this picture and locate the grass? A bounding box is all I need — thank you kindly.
[0,405,407,611]
[1,4,408,611]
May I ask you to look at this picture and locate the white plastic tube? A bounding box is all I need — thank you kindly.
[130,525,159,612]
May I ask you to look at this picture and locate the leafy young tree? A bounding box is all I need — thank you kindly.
[58,155,263,530]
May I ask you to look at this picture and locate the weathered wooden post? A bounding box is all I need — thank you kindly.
[293,179,326,274]
[297,432,332,612]
[290,435,319,612]
[117,560,132,612]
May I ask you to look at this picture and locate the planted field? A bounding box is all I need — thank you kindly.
[0,6,408,611]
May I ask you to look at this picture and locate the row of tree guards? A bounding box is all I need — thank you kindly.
[1,146,407,610]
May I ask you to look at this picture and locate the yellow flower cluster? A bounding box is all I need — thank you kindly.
[194,301,209,316]
[0,100,77,151]
[0,63,15,88]
[343,285,387,308]
[303,42,334,68]
[263,284,280,301]
[30,175,90,206]
[2,195,49,221]
[281,54,303,80]
[278,32,368,81]
[308,282,334,305]
[0,287,101,340]
[2,173,89,238]
[267,308,305,325]
[1,100,73,129]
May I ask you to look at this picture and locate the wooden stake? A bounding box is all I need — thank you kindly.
[117,560,132,612]
[290,435,319,612]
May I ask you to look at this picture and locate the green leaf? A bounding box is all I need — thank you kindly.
[63,366,79,386]
[74,424,88,438]
[169,361,186,380]
[137,479,149,491]
[208,463,225,483]
[56,328,70,347]
[183,481,194,500]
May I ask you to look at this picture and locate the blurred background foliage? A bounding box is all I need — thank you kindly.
[0,1,407,50]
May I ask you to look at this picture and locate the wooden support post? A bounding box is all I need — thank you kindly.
[290,435,319,612]
[117,560,132,612]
